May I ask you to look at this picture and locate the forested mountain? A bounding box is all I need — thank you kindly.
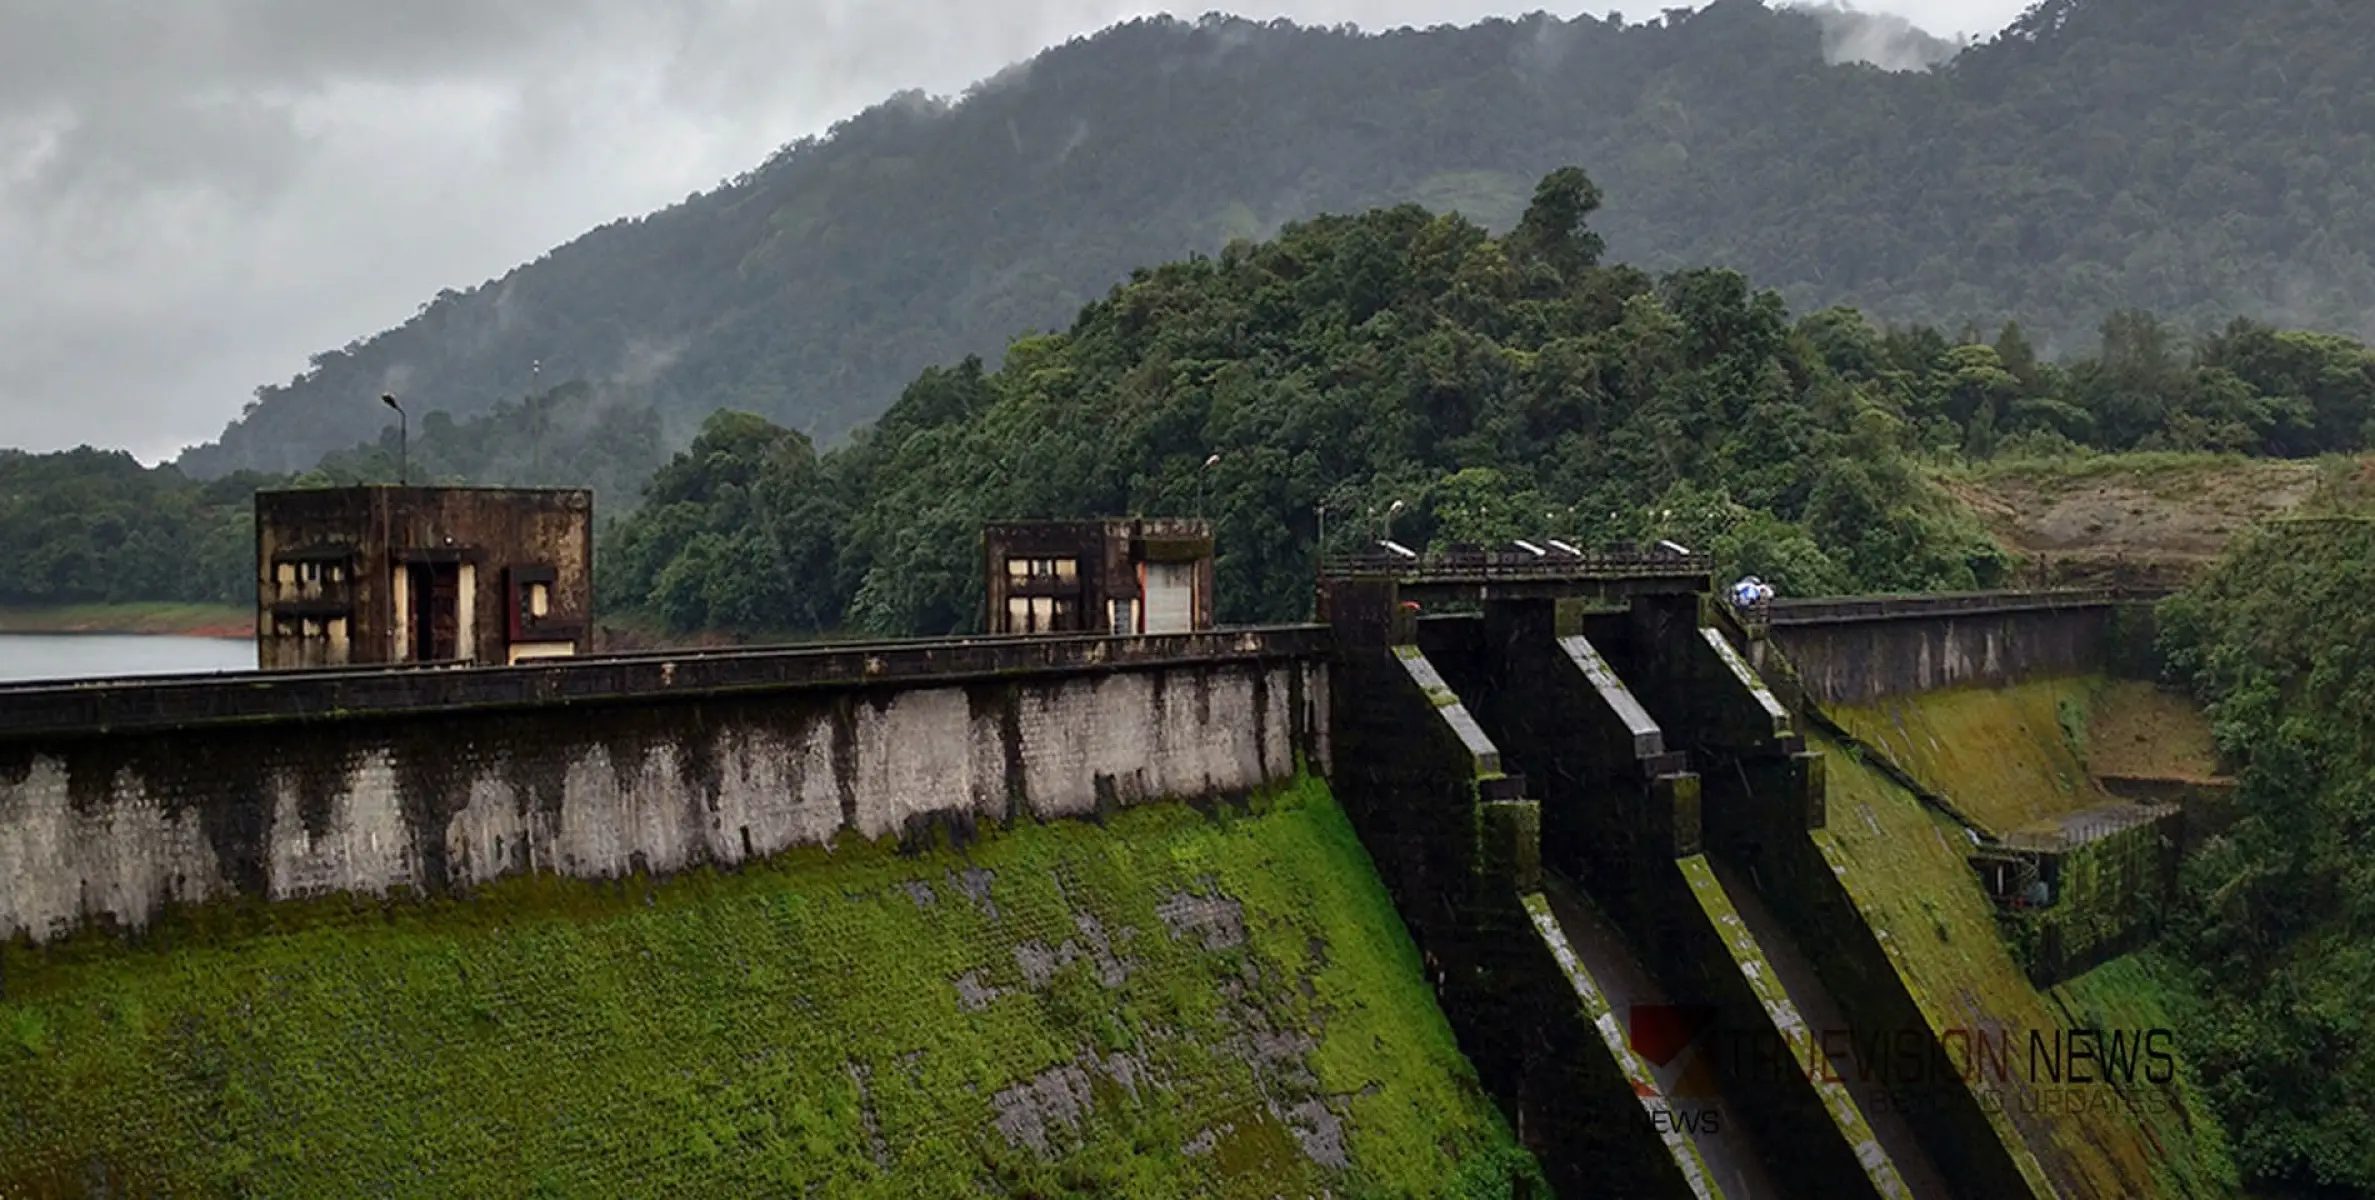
[175,0,2375,476]
[24,165,2374,625]
[307,380,670,513]
[597,169,2375,639]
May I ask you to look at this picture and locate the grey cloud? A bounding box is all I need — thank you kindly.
[0,0,2024,461]
[1794,2,1963,71]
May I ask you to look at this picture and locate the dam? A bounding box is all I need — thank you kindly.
[0,530,2224,1197]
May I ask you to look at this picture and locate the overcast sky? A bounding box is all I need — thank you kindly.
[0,0,2032,463]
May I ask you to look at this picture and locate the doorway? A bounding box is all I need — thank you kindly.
[407,561,462,661]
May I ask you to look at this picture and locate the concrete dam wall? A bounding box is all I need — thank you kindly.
[0,580,2229,1198]
[1761,591,2121,704]
[0,629,1329,947]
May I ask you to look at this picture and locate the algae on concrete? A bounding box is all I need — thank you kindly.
[1522,891,1724,1200]
[0,776,1541,1198]
[1829,678,2113,837]
[1677,856,1911,1199]
[1811,726,2240,1198]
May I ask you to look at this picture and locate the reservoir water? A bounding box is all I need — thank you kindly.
[0,634,255,684]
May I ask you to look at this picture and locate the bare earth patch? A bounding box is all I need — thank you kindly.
[1941,457,2324,586]
[2082,681,2226,784]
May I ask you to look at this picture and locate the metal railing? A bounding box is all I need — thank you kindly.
[1320,545,1713,581]
[1998,802,2180,854]
[1764,587,2126,626]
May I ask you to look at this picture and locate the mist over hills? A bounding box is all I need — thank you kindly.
[177,0,2375,477]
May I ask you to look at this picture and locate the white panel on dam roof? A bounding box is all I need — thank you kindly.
[1144,561,1196,634]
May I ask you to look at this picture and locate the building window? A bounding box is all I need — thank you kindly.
[1004,594,1080,633]
[1004,556,1079,583]
[1109,597,1137,633]
[529,582,550,618]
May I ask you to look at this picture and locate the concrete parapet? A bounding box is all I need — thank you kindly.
[1765,590,2121,626]
[0,643,1327,948]
[1763,595,2117,705]
[0,625,1333,741]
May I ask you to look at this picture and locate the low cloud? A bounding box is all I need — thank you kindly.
[1794,1,1963,71]
[0,0,2012,462]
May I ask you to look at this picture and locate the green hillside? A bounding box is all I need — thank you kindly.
[177,0,2375,476]
[595,167,2375,640]
[2156,515,2375,1191]
[0,777,1538,1197]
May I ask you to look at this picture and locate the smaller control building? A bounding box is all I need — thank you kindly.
[254,486,594,670]
[982,518,1215,635]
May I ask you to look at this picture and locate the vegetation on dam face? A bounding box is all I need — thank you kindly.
[0,776,1539,1198]
[1827,678,2117,839]
[1810,717,2238,1198]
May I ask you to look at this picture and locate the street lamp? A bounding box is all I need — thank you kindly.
[530,359,543,480]
[382,393,407,486]
[1198,453,1221,518]
[1383,498,1405,543]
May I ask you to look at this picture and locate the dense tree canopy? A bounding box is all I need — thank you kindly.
[0,449,254,607]
[604,169,2375,639]
[2157,496,2375,1193]
[176,0,2375,478]
[0,382,670,612]
[19,168,2375,634]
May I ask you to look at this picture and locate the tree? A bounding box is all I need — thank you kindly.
[1506,166,1607,282]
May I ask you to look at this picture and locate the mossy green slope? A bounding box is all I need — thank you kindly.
[1810,729,2239,1198]
[1828,679,2108,837]
[0,777,1540,1198]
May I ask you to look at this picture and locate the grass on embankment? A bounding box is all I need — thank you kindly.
[0,602,250,638]
[0,776,1540,1199]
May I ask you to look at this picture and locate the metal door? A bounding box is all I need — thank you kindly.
[1143,561,1195,634]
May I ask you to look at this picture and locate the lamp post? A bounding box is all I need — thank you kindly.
[1383,498,1405,544]
[381,393,407,486]
[1198,453,1221,519]
[529,358,542,482]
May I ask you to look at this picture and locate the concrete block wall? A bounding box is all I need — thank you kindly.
[0,654,1325,948]
[1325,613,1704,1198]
[1684,626,2048,1199]
[2017,811,2186,986]
[1435,604,1910,1200]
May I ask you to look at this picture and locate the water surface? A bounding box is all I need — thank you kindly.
[0,633,255,684]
